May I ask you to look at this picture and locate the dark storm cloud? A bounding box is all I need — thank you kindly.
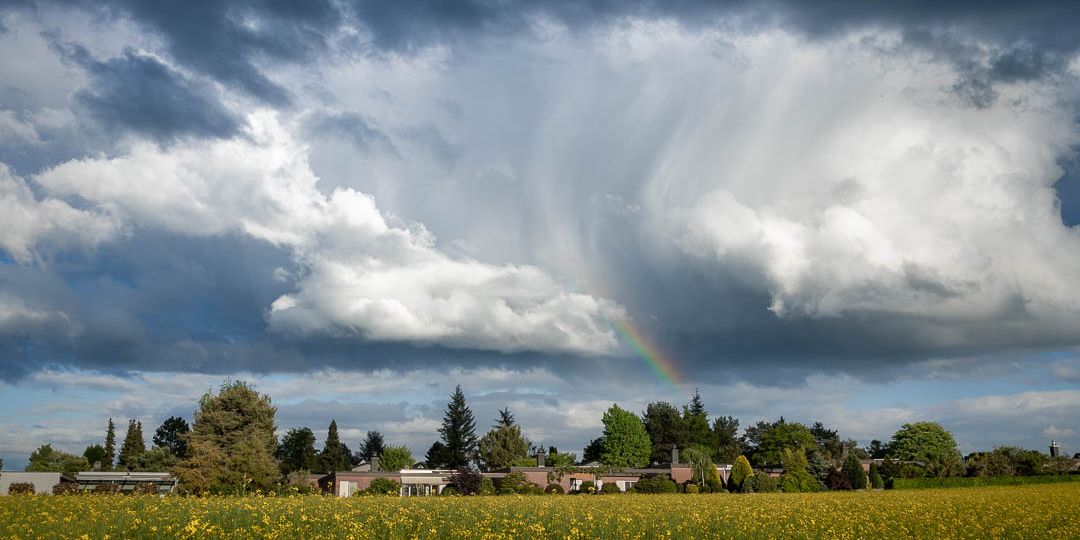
[62,45,241,141]
[305,112,397,154]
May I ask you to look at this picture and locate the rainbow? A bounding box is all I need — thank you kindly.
[614,318,684,389]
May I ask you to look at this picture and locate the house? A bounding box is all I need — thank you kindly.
[0,472,77,495]
[74,471,178,494]
[321,469,452,497]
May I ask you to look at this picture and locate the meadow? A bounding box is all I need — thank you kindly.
[2,483,1078,539]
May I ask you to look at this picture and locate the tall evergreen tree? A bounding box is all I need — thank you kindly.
[683,389,713,452]
[104,418,116,470]
[153,416,191,458]
[118,419,146,470]
[642,401,689,463]
[172,381,279,494]
[358,431,385,462]
[438,385,478,469]
[319,420,351,473]
[711,416,741,463]
[496,408,515,429]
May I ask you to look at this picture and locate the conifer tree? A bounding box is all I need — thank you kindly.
[479,408,531,470]
[359,431,385,462]
[730,455,754,492]
[438,385,479,469]
[118,419,146,470]
[683,389,713,452]
[319,420,350,472]
[103,418,116,470]
[844,452,869,489]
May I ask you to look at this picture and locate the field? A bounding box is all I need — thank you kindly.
[2,483,1079,539]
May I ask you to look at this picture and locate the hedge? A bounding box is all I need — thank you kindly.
[892,475,1080,490]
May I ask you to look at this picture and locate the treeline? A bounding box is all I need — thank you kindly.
[18,381,1078,495]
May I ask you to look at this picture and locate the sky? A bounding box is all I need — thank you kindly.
[2,0,1080,470]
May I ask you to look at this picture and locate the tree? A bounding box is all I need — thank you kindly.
[104,418,116,470]
[83,444,107,470]
[582,437,604,464]
[711,416,741,464]
[547,450,576,468]
[153,416,190,458]
[642,401,688,464]
[599,404,651,468]
[118,419,146,470]
[26,444,89,476]
[172,380,279,494]
[277,427,318,474]
[887,422,963,477]
[447,467,485,495]
[683,389,713,452]
[779,448,820,492]
[358,431,385,462]
[380,445,414,471]
[319,420,351,473]
[869,462,884,489]
[424,441,450,469]
[751,418,816,467]
[731,455,754,492]
[865,439,887,459]
[684,447,723,492]
[438,385,479,469]
[843,453,868,489]
[810,422,842,462]
[133,446,177,471]
[478,408,531,470]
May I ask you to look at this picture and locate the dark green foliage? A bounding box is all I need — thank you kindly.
[319,420,351,473]
[153,416,190,459]
[779,448,821,493]
[826,468,852,490]
[545,483,565,494]
[752,471,778,492]
[966,446,1049,477]
[478,476,496,495]
[750,418,816,467]
[366,477,401,495]
[447,467,484,495]
[276,427,318,474]
[424,441,450,469]
[600,482,621,494]
[683,390,713,453]
[440,486,458,496]
[118,419,146,470]
[869,463,884,489]
[865,439,887,459]
[600,404,651,467]
[104,418,116,470]
[479,408,531,470]
[439,386,479,469]
[643,401,689,464]
[892,475,1080,489]
[498,471,536,494]
[811,422,842,461]
[358,431,385,463]
[582,438,604,463]
[634,475,677,493]
[711,416,741,464]
[577,480,596,494]
[844,453,868,489]
[8,483,34,495]
[26,444,90,476]
[83,444,107,470]
[52,482,80,495]
[132,446,176,471]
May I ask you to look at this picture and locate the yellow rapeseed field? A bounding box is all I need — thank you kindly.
[2,483,1078,539]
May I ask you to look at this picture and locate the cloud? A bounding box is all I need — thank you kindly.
[30,112,622,355]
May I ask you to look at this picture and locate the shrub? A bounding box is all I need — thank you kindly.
[478,477,496,495]
[779,449,822,493]
[499,472,532,494]
[891,475,1080,490]
[634,475,677,494]
[52,482,80,496]
[869,463,884,489]
[752,471,778,493]
[844,454,868,490]
[366,478,400,495]
[440,486,457,496]
[497,487,516,495]
[600,482,621,494]
[730,456,753,493]
[93,483,121,494]
[827,469,852,490]
[545,483,565,494]
[684,484,700,494]
[578,480,596,494]
[447,468,484,495]
[8,482,35,495]
[134,482,161,495]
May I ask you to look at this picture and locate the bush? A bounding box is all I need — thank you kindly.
[499,472,533,494]
[843,454,868,490]
[891,475,1080,490]
[752,471,778,493]
[366,477,400,495]
[869,463,884,489]
[8,482,35,495]
[447,468,484,495]
[478,477,496,495]
[497,487,516,495]
[577,480,596,494]
[134,482,161,495]
[440,486,457,496]
[730,456,753,493]
[684,484,700,494]
[545,483,565,494]
[93,483,121,494]
[634,475,677,494]
[52,482,80,496]
[600,482,622,494]
[827,469,852,490]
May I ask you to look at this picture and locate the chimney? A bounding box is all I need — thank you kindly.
[671,446,679,464]
[1051,441,1061,459]
[536,447,546,467]
[371,453,381,471]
